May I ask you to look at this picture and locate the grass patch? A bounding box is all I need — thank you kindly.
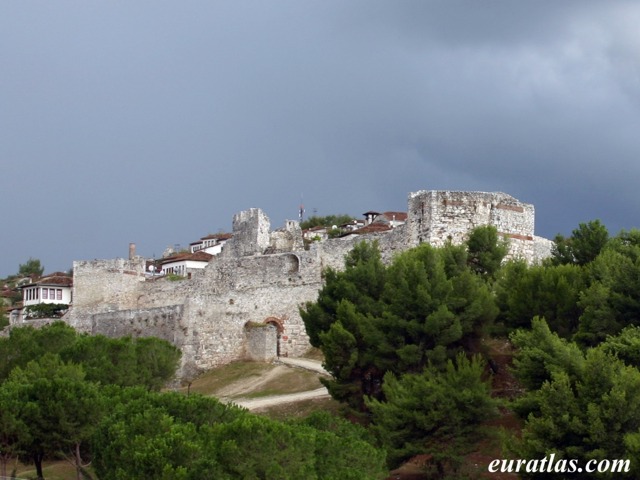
[177,361,324,399]
[301,347,325,361]
[14,459,93,480]
[243,369,322,398]
[257,396,343,421]
[180,361,273,396]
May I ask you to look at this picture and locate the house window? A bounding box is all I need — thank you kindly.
[57,289,62,300]
[50,288,55,299]
[42,288,48,300]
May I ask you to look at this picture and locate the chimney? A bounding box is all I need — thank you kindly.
[129,243,136,260]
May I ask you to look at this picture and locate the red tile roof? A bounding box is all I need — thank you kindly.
[160,251,214,265]
[200,233,233,241]
[381,211,408,222]
[350,223,393,234]
[20,273,73,288]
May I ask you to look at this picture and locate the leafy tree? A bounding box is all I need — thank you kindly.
[300,214,356,231]
[0,322,78,380]
[495,262,586,337]
[199,413,387,480]
[572,219,610,265]
[598,325,640,366]
[550,220,609,266]
[550,233,575,266]
[63,335,181,390]
[0,384,29,478]
[93,404,202,480]
[512,349,640,479]
[574,239,640,346]
[0,322,181,389]
[466,225,509,279]
[18,258,44,277]
[148,390,242,427]
[294,412,387,480]
[23,303,69,319]
[3,354,103,480]
[607,228,640,255]
[301,241,386,349]
[366,354,497,468]
[302,240,497,412]
[204,415,318,479]
[574,282,619,346]
[510,317,584,393]
[92,389,241,480]
[93,390,386,480]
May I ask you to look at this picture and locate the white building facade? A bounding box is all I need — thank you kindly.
[21,274,73,307]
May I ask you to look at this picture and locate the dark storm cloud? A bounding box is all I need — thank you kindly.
[1,1,639,276]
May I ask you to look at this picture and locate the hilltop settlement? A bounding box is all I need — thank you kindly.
[4,190,552,378]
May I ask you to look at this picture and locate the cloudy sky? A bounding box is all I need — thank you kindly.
[2,1,640,277]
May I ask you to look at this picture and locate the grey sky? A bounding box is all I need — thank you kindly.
[2,1,639,277]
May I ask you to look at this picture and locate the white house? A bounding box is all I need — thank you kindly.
[159,251,213,277]
[20,272,73,307]
[189,233,233,256]
[302,225,331,242]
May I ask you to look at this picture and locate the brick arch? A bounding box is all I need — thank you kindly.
[264,316,284,334]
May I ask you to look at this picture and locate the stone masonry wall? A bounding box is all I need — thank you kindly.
[64,189,550,379]
[269,220,305,253]
[406,190,537,262]
[244,323,278,362]
[223,208,271,258]
[90,305,185,344]
[68,258,147,330]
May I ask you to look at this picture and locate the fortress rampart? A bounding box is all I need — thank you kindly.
[64,190,553,378]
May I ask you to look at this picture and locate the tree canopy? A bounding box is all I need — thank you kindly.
[300,214,356,231]
[504,310,640,479]
[18,258,44,278]
[366,354,497,468]
[301,234,499,413]
[550,219,609,266]
[0,354,103,480]
[0,322,181,390]
[0,323,387,479]
[92,390,387,480]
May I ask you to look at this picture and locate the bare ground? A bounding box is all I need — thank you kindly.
[215,364,294,398]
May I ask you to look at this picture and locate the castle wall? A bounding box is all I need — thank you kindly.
[90,305,185,343]
[315,226,407,271]
[64,189,550,379]
[406,190,536,261]
[223,208,271,257]
[194,251,322,362]
[269,220,305,253]
[69,258,147,330]
[534,235,554,263]
[244,323,278,362]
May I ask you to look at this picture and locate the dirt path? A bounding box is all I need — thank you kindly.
[215,364,292,398]
[231,386,330,410]
[219,357,330,411]
[276,357,330,376]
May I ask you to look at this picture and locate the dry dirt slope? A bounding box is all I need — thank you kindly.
[182,357,332,411]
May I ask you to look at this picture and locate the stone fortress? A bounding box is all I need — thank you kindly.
[63,190,553,378]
